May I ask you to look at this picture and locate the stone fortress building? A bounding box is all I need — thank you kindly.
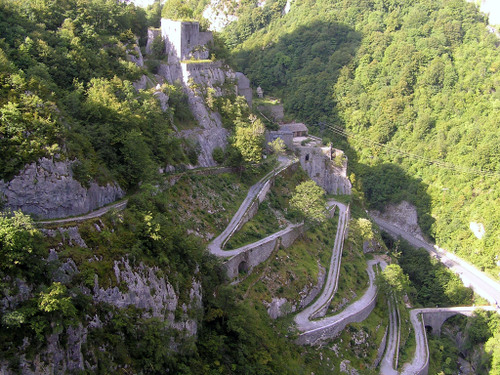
[266,123,352,195]
[160,19,213,61]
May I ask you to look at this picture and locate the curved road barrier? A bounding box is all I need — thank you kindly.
[296,259,387,345]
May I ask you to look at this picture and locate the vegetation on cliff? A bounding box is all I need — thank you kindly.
[0,0,193,188]
[225,0,500,277]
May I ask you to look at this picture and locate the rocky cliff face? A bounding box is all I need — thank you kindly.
[0,158,124,219]
[0,225,202,374]
[143,26,232,167]
[202,0,239,32]
[370,200,425,241]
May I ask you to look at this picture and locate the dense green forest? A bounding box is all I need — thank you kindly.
[0,0,198,189]
[1,0,500,373]
[226,0,500,276]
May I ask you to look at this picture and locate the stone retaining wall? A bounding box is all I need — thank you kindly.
[296,287,378,345]
[224,224,304,279]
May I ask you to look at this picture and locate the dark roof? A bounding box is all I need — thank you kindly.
[279,123,308,133]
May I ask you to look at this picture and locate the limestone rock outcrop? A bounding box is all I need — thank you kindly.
[370,200,425,241]
[202,0,239,31]
[0,158,124,219]
[144,21,233,167]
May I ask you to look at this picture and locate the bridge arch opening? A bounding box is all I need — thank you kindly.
[425,325,433,335]
[238,261,248,274]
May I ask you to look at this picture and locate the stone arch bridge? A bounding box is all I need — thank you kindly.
[417,306,497,336]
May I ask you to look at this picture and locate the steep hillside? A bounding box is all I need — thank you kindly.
[227,0,500,277]
[2,1,500,374]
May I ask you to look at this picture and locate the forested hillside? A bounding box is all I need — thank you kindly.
[1,0,500,373]
[228,0,500,276]
[0,0,196,189]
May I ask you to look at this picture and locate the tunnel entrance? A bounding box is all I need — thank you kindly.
[238,261,249,274]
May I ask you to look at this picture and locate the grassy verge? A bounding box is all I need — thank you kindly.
[225,201,281,249]
[234,215,338,309]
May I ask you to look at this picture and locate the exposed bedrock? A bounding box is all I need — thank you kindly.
[0,158,124,219]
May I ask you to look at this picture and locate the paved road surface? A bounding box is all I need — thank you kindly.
[296,259,386,335]
[208,156,296,257]
[371,216,500,305]
[400,309,429,375]
[36,200,128,225]
[294,201,348,327]
[380,298,400,375]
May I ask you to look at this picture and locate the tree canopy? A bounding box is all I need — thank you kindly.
[290,180,327,223]
[226,0,500,276]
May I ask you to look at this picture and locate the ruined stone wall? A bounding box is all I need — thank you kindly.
[145,28,161,55]
[161,19,212,60]
[235,72,252,106]
[265,131,294,149]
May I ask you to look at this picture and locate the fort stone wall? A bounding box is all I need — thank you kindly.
[297,145,352,195]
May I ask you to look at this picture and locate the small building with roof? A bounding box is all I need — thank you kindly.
[279,123,308,138]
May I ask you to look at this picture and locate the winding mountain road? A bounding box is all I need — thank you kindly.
[380,298,400,375]
[36,199,128,225]
[294,201,348,326]
[400,309,429,375]
[208,156,296,257]
[371,216,500,305]
[401,306,498,375]
[373,216,500,374]
[296,258,387,344]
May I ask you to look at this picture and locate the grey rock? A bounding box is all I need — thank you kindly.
[202,0,238,32]
[93,258,179,319]
[127,41,144,67]
[66,324,86,372]
[153,90,169,112]
[363,238,383,254]
[53,258,78,284]
[43,226,88,248]
[0,278,32,313]
[0,158,124,219]
[266,297,295,319]
[370,200,425,241]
